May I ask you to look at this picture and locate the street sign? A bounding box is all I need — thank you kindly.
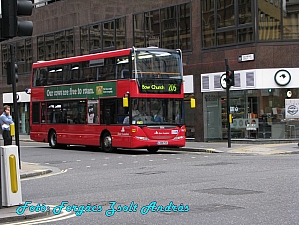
[238,53,254,62]
[220,73,227,89]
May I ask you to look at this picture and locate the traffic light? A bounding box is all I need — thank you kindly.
[1,0,33,38]
[226,70,235,87]
[6,62,18,85]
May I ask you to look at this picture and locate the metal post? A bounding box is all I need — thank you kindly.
[10,45,21,169]
[0,152,2,209]
[225,59,231,148]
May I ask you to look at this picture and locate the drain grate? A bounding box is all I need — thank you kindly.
[195,188,264,195]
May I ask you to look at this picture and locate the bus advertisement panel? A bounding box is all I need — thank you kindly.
[30,47,185,153]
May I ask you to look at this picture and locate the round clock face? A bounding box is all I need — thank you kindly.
[220,74,227,89]
[274,70,291,86]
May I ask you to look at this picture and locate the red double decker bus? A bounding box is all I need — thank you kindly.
[30,47,186,153]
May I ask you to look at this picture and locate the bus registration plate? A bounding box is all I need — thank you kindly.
[157,141,168,145]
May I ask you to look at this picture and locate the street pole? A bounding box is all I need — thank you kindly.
[10,44,21,169]
[225,59,231,148]
[0,154,2,209]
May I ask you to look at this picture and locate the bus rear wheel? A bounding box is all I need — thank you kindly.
[147,147,159,153]
[49,130,58,148]
[102,132,114,153]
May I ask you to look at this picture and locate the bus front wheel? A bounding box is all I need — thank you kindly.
[147,147,159,153]
[102,132,114,153]
[49,130,58,148]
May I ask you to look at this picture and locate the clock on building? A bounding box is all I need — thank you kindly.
[274,69,291,86]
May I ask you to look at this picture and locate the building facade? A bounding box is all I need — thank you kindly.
[1,0,299,140]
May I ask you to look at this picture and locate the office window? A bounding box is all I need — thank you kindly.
[133,2,191,51]
[103,20,115,49]
[65,29,74,57]
[282,0,299,39]
[178,2,191,50]
[45,33,55,60]
[80,17,126,54]
[90,23,101,51]
[80,25,89,55]
[145,10,160,47]
[16,41,25,73]
[133,13,145,48]
[202,0,254,48]
[161,6,178,50]
[258,0,281,40]
[37,29,74,61]
[25,38,33,73]
[217,0,235,28]
[37,36,45,61]
[55,31,65,59]
[115,17,126,49]
[1,38,33,76]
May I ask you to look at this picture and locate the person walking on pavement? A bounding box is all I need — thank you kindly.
[0,105,14,145]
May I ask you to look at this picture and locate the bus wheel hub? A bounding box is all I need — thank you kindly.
[104,136,111,147]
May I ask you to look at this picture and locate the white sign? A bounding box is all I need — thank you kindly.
[285,99,299,119]
[238,53,255,62]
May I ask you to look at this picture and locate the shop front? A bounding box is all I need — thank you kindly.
[201,68,299,141]
[3,92,30,134]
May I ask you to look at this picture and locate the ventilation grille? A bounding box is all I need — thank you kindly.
[246,72,255,87]
[234,73,241,87]
[202,76,209,90]
[214,75,221,89]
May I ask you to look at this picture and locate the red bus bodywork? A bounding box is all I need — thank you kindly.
[30,48,186,152]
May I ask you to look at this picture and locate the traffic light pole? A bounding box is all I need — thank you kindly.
[225,59,231,148]
[10,44,21,169]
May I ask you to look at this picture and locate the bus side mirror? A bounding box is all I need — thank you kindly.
[123,97,128,107]
[190,98,196,108]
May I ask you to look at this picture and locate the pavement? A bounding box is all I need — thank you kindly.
[1,135,299,223]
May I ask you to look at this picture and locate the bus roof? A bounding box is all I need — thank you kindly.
[32,47,181,69]
[32,48,132,68]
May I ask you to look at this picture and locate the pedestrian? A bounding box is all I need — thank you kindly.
[0,105,14,145]
[132,104,140,118]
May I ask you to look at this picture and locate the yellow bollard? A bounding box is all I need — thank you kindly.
[9,154,18,193]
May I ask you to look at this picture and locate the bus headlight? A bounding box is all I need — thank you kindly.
[135,136,149,140]
[174,136,184,140]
